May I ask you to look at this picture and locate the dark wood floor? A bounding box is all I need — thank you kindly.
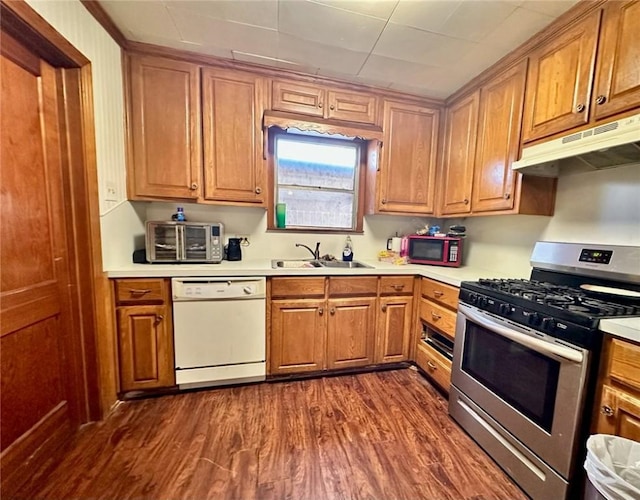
[18,369,526,499]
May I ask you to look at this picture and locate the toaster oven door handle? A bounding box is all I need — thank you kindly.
[460,305,584,364]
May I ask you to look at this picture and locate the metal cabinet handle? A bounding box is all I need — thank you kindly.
[392,284,404,291]
[154,314,164,325]
[381,305,387,312]
[463,198,469,205]
[190,183,198,190]
[330,307,335,315]
[319,307,324,316]
[433,290,444,297]
[601,405,614,417]
[381,198,387,204]
[596,95,607,105]
[130,289,151,296]
[431,312,441,320]
[427,361,437,370]
[318,102,323,109]
[255,187,262,194]
[504,193,511,200]
[330,105,335,110]
[576,103,585,113]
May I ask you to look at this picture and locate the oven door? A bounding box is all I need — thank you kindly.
[451,303,590,478]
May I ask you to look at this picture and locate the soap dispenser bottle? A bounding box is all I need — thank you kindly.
[342,236,353,262]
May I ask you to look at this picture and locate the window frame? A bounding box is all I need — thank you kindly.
[266,128,366,233]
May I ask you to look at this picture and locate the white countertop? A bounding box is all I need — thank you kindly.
[106,259,527,288]
[599,317,640,344]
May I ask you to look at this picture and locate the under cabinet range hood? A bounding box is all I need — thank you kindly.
[513,113,640,176]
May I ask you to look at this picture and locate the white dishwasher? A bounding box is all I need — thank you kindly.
[171,277,266,389]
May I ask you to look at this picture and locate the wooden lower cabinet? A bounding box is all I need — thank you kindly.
[270,299,326,374]
[416,342,452,393]
[376,296,413,363]
[327,297,376,369]
[593,335,640,441]
[114,278,175,392]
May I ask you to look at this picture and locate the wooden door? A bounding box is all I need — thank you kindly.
[326,297,376,369]
[376,296,413,363]
[327,90,378,124]
[440,91,479,215]
[117,305,175,391]
[270,300,326,374]
[1,39,79,488]
[594,384,640,441]
[592,0,640,121]
[472,61,527,213]
[129,55,201,199]
[272,80,325,117]
[522,11,600,142]
[379,101,439,214]
[202,68,267,205]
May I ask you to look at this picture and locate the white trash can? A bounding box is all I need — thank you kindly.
[584,434,640,500]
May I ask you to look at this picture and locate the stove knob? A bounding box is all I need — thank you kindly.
[477,296,488,308]
[468,293,478,305]
[527,312,541,327]
[542,318,556,332]
[499,303,512,315]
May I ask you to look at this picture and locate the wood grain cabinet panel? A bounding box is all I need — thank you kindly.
[271,277,325,298]
[202,68,267,205]
[379,276,414,296]
[272,80,325,117]
[440,91,479,215]
[416,342,451,393]
[420,278,459,310]
[522,11,600,142]
[377,100,440,214]
[270,299,326,374]
[117,305,174,391]
[327,297,376,369]
[115,279,166,304]
[326,90,377,124]
[419,298,457,339]
[328,276,377,297]
[592,0,640,120]
[128,55,201,200]
[376,296,413,363]
[594,384,640,442]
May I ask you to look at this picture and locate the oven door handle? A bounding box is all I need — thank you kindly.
[460,306,584,364]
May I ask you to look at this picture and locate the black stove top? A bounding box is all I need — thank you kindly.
[475,278,639,318]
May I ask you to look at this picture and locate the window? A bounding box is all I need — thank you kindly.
[272,131,363,231]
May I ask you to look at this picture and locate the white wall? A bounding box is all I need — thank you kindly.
[25,0,142,269]
[462,164,640,276]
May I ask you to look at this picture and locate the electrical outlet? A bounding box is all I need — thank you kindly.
[235,234,250,246]
[105,183,117,202]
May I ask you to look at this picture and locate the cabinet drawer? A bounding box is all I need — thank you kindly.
[329,277,378,296]
[420,278,459,310]
[115,279,167,304]
[609,338,640,392]
[416,342,451,393]
[271,277,325,298]
[379,276,414,295]
[420,298,457,338]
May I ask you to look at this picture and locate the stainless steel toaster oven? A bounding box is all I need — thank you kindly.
[145,221,224,263]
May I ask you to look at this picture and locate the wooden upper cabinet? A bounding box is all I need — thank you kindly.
[202,68,267,205]
[522,11,600,142]
[272,79,378,124]
[377,100,440,214]
[472,60,527,213]
[592,0,640,121]
[440,90,479,215]
[128,55,201,200]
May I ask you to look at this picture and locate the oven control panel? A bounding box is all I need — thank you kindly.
[579,248,613,265]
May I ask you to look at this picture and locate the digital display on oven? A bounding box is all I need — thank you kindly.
[579,248,613,264]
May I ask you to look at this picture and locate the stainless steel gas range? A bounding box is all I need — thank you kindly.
[449,241,640,499]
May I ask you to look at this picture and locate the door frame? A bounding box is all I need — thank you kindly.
[1,0,110,488]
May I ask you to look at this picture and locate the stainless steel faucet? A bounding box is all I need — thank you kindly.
[295,242,321,260]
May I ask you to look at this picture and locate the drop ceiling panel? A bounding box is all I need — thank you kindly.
[167,0,279,30]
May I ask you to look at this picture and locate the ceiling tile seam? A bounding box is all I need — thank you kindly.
[355,0,400,78]
[306,0,396,22]
[164,1,186,44]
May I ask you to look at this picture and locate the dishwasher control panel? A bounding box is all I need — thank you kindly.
[172,277,266,300]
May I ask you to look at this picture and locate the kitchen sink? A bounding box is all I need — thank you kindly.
[271,259,323,269]
[318,260,373,269]
[271,259,373,269]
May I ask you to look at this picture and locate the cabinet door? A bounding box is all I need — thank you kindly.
[202,68,267,205]
[272,80,325,117]
[440,91,479,215]
[592,0,640,121]
[129,55,201,199]
[270,300,326,374]
[117,305,175,391]
[594,384,640,442]
[327,90,378,124]
[522,12,600,142]
[472,61,527,213]
[378,101,439,214]
[376,296,413,363]
[327,297,376,369]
